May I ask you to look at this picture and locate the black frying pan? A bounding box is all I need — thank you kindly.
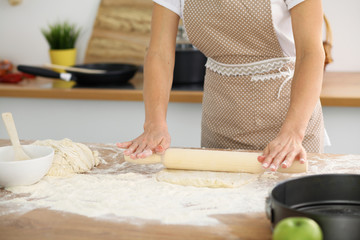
[17,63,138,86]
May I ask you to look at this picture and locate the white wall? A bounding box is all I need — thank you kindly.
[0,0,359,71]
[322,0,360,72]
[0,0,101,65]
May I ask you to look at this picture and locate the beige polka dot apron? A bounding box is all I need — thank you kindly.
[183,0,324,153]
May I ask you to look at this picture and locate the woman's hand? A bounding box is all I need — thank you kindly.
[116,122,171,160]
[117,4,178,160]
[257,131,306,171]
[257,0,324,171]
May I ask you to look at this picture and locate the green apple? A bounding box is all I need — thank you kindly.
[273,217,323,240]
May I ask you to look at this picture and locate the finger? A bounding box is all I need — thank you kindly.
[262,153,276,169]
[281,151,298,169]
[116,141,132,149]
[155,144,165,154]
[262,146,280,169]
[137,148,153,159]
[257,155,265,162]
[299,149,307,164]
[270,152,287,171]
[132,142,148,159]
[133,142,148,158]
[154,138,170,154]
[263,146,270,156]
[125,142,139,157]
[258,147,269,163]
[262,142,284,169]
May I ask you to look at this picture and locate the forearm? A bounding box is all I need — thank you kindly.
[142,4,179,130]
[258,0,324,168]
[280,50,325,139]
[143,49,175,129]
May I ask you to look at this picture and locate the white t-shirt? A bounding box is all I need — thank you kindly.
[153,0,305,57]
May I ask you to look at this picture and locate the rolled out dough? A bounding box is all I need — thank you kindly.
[155,169,258,188]
[32,138,101,177]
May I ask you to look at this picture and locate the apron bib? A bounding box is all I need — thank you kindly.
[183,0,324,152]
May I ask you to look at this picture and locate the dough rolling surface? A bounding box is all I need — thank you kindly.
[156,169,258,188]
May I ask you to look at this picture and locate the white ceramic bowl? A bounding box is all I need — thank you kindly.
[0,145,54,188]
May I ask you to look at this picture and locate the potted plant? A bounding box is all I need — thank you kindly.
[41,21,81,72]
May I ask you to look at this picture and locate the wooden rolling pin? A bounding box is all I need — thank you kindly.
[124,148,307,173]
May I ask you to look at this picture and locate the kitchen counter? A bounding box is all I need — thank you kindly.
[0,72,359,106]
[0,209,270,240]
[0,72,203,103]
[1,140,360,240]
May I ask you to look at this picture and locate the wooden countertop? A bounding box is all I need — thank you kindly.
[0,72,359,106]
[1,140,360,240]
[0,209,271,240]
[320,72,360,107]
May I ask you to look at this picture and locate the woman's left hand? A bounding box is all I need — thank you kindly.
[257,132,307,171]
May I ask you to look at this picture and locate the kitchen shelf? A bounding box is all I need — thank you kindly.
[0,72,359,106]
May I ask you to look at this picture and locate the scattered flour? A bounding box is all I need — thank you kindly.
[261,172,279,180]
[156,169,258,188]
[1,148,359,226]
[1,163,271,226]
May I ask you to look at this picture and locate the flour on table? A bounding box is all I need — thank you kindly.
[32,138,100,177]
[156,169,258,188]
[3,167,270,226]
[1,147,360,226]
[260,172,279,180]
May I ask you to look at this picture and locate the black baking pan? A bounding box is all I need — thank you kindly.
[17,63,138,86]
[266,174,360,240]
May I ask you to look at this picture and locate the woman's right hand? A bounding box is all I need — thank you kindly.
[116,4,178,160]
[116,122,171,160]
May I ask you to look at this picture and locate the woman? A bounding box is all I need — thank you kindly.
[117,0,328,171]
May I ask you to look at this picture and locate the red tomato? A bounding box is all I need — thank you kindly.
[0,73,22,83]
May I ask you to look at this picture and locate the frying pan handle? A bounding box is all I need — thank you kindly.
[17,65,74,81]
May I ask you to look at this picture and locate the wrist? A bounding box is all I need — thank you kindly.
[143,120,168,131]
[279,124,305,142]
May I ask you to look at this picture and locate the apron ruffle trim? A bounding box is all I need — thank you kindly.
[205,56,296,98]
[205,56,295,77]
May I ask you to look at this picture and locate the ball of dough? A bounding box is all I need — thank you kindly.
[32,138,101,177]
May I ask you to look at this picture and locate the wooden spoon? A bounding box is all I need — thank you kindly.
[43,63,106,74]
[2,112,31,161]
